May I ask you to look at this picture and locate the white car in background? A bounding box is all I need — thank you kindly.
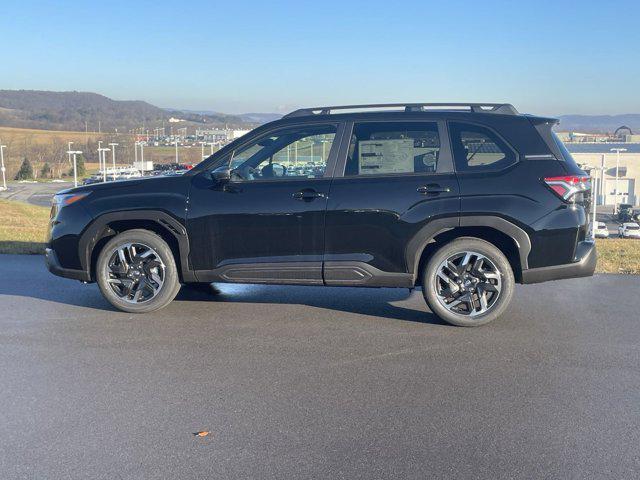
[619,223,640,239]
[594,222,609,238]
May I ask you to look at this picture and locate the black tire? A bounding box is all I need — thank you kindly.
[96,229,181,313]
[422,237,515,327]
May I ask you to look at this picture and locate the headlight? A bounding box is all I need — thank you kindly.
[53,191,91,207]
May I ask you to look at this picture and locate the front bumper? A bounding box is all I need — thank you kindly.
[45,248,90,282]
[521,240,596,284]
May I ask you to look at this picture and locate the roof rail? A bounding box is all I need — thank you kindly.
[284,103,519,118]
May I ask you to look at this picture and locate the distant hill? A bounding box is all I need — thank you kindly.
[556,114,640,134]
[239,112,283,123]
[178,109,282,124]
[0,90,249,132]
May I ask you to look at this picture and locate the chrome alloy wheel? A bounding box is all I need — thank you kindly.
[434,251,502,317]
[105,243,166,304]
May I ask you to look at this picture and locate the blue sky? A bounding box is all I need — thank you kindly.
[1,0,638,115]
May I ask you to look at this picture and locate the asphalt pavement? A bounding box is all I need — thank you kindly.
[0,181,72,207]
[1,254,639,479]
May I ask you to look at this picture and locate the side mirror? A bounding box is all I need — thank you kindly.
[210,166,231,184]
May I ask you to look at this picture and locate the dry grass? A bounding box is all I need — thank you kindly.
[0,199,50,254]
[0,198,639,274]
[0,126,114,145]
[595,238,640,274]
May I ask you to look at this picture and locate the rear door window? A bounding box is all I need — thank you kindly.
[344,122,440,176]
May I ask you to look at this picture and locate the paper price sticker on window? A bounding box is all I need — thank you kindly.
[358,139,414,175]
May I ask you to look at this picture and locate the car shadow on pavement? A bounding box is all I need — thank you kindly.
[175,283,448,325]
[0,255,445,323]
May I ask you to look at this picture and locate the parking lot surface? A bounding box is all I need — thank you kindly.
[1,254,639,479]
[0,181,73,207]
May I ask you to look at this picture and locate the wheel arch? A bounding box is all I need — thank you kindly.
[78,210,195,283]
[409,216,531,285]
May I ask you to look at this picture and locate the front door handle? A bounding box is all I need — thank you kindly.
[417,185,451,195]
[293,189,326,201]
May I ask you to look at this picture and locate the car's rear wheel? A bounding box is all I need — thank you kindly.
[96,229,181,313]
[422,237,515,326]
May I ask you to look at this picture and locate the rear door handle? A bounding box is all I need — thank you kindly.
[293,189,326,201]
[417,185,451,195]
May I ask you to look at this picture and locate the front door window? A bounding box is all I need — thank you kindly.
[228,125,337,181]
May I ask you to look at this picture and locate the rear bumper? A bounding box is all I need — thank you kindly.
[521,240,596,284]
[45,248,90,282]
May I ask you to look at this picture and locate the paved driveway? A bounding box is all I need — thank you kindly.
[1,254,639,479]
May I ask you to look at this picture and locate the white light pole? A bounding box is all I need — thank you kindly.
[68,141,73,168]
[134,141,139,166]
[592,166,597,238]
[109,143,119,179]
[200,141,205,161]
[0,143,7,191]
[610,148,627,213]
[67,149,83,187]
[175,138,179,164]
[98,147,110,182]
[97,141,103,180]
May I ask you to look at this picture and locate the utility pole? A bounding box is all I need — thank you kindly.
[175,138,179,164]
[610,148,627,213]
[134,141,139,166]
[0,142,7,191]
[109,143,119,179]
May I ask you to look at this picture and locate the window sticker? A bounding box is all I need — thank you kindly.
[358,139,414,175]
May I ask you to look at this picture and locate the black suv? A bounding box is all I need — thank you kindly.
[46,103,596,326]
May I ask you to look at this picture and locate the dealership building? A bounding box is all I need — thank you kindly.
[572,151,640,206]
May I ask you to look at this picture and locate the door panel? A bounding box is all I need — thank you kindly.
[186,122,343,283]
[188,176,331,282]
[323,120,459,285]
[324,174,459,283]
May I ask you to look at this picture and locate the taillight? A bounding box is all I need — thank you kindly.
[543,175,591,201]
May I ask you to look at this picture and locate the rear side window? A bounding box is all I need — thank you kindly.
[345,122,440,176]
[552,132,579,165]
[449,122,516,172]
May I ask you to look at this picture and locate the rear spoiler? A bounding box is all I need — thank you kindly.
[524,114,560,126]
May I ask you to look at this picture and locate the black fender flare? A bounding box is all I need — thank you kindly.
[406,215,531,280]
[78,210,196,282]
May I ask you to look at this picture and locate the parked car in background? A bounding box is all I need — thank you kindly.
[593,222,609,238]
[617,204,634,223]
[82,176,102,185]
[619,223,640,239]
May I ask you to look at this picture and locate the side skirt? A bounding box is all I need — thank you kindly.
[195,261,414,288]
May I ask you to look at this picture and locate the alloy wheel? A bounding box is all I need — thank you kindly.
[434,251,502,317]
[105,242,166,304]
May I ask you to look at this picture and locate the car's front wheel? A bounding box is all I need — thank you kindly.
[422,237,515,326]
[96,229,181,313]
